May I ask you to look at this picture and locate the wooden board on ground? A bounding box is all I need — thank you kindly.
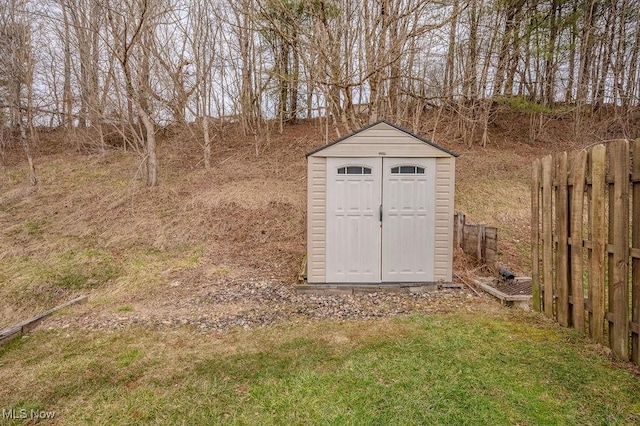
[0,295,88,346]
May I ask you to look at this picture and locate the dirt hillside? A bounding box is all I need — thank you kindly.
[0,113,588,329]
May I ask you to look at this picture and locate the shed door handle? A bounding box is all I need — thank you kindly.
[379,205,383,222]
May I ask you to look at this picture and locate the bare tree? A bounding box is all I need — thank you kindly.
[0,0,37,185]
[184,0,220,168]
[104,0,171,186]
[1,0,639,153]
[60,0,73,130]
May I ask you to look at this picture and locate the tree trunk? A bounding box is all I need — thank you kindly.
[594,3,615,109]
[138,107,157,186]
[578,1,598,108]
[624,9,640,115]
[290,38,299,123]
[565,2,578,103]
[61,2,73,129]
[543,0,559,106]
[444,0,459,102]
[462,0,479,101]
[203,118,211,169]
[16,85,36,186]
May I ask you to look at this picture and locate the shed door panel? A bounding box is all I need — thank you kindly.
[382,158,436,281]
[326,158,382,283]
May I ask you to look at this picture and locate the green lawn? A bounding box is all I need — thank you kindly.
[2,312,639,425]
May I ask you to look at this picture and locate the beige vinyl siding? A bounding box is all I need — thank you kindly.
[434,157,455,281]
[311,123,451,158]
[307,156,326,283]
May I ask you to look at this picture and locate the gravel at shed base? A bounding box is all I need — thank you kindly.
[43,279,488,333]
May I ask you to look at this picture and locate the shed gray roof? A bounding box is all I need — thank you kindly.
[306,119,459,158]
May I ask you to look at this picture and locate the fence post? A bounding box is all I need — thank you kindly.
[532,158,541,312]
[477,224,486,264]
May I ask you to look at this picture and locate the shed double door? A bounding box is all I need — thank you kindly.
[326,157,436,283]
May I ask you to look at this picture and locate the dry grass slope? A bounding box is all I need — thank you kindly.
[1,116,575,328]
[0,123,323,327]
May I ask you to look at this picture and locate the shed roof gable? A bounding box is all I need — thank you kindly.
[306,120,459,158]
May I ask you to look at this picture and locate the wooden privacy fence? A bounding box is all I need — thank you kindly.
[531,139,640,364]
[454,212,497,264]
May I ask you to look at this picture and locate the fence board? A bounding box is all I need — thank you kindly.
[570,150,586,332]
[477,224,486,263]
[589,145,606,344]
[532,159,541,311]
[454,213,498,264]
[608,140,630,360]
[542,155,554,317]
[556,153,570,326]
[456,213,465,249]
[633,138,640,364]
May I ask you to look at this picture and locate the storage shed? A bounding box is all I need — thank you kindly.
[306,120,458,284]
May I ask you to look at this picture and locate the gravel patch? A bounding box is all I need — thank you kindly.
[43,279,487,332]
